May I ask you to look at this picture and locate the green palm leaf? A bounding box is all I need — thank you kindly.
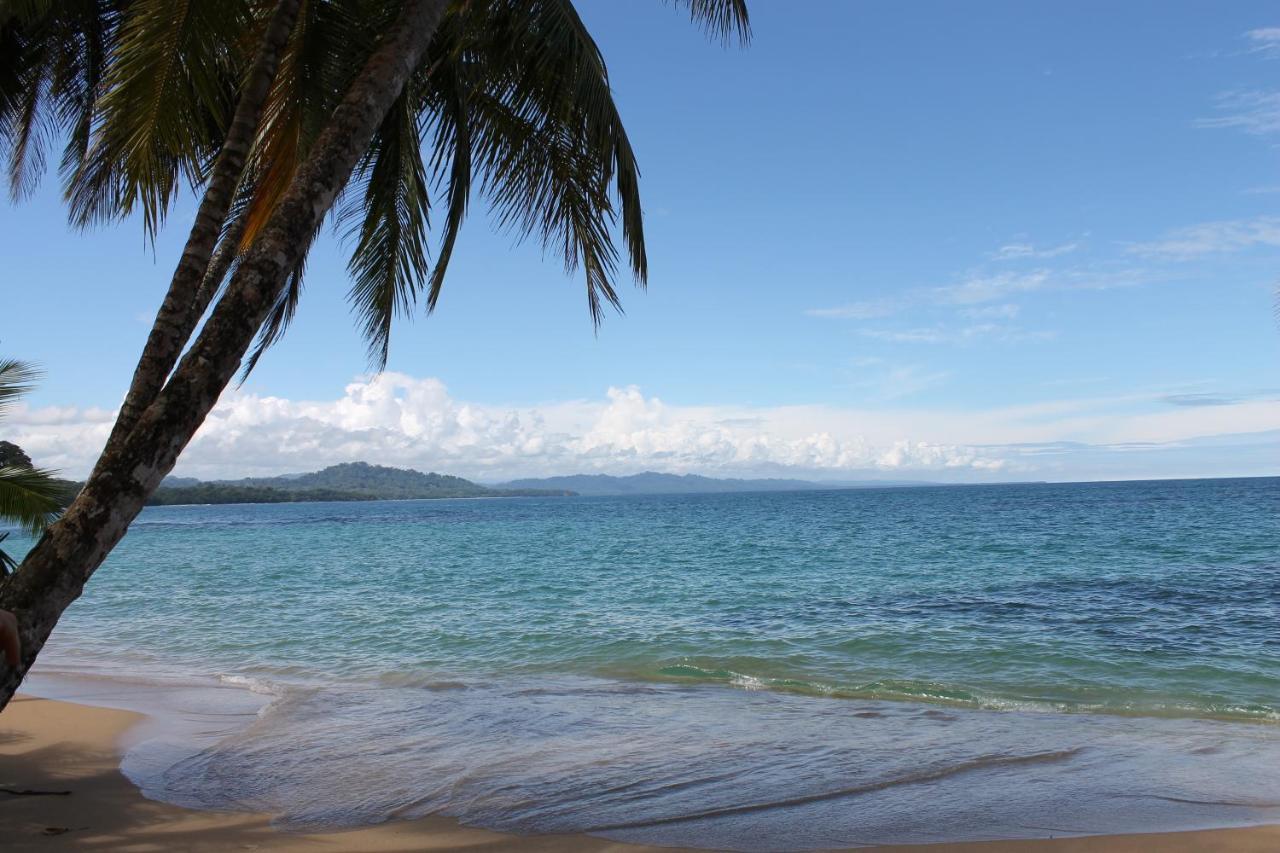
[671,0,751,44]
[64,0,250,237]
[0,464,63,536]
[328,0,749,363]
[342,83,432,368]
[0,357,39,416]
[237,0,369,248]
[0,1,123,200]
[0,356,69,568]
[240,254,308,381]
[461,0,645,323]
[234,2,399,377]
[421,47,471,316]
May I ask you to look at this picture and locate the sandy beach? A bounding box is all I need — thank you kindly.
[1,694,1276,853]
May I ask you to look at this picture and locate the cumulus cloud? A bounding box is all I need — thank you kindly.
[5,376,1013,481]
[8,376,1277,483]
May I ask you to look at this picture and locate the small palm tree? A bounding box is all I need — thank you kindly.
[0,359,66,575]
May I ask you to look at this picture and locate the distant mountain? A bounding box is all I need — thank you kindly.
[147,463,946,506]
[227,462,497,499]
[148,463,573,505]
[495,471,936,497]
[147,484,380,506]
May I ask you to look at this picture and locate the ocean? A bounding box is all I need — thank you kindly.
[17,477,1280,849]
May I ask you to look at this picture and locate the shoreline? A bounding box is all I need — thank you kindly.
[3,688,1278,852]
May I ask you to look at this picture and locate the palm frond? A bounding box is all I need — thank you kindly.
[421,39,470,315]
[412,0,649,327]
[0,2,119,199]
[341,84,431,368]
[0,464,64,536]
[50,1,120,187]
[239,257,305,382]
[669,0,751,45]
[189,198,251,325]
[237,207,323,383]
[1,10,52,199]
[5,0,747,380]
[473,90,622,324]
[64,0,250,237]
[238,0,372,247]
[233,1,380,378]
[544,0,647,283]
[0,358,40,416]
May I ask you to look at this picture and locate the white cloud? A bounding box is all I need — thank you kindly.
[876,365,952,399]
[960,303,1020,320]
[846,360,951,400]
[7,375,1275,483]
[804,297,902,319]
[810,271,1055,319]
[806,271,1053,323]
[1195,90,1280,135]
[990,242,1078,261]
[859,323,1054,345]
[6,376,1011,481]
[804,223,1174,333]
[932,270,1051,305]
[804,258,1158,347]
[1245,27,1280,58]
[1126,215,1280,259]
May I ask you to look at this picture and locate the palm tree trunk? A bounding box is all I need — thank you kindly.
[101,0,301,451]
[190,211,251,326]
[0,0,451,711]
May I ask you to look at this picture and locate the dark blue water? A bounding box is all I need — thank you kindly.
[21,477,1280,848]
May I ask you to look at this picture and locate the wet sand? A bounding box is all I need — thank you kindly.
[2,694,1277,852]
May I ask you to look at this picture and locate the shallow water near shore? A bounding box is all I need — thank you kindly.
[18,477,1280,849]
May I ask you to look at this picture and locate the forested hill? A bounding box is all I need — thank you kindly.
[147,463,573,505]
[497,471,821,496]
[234,463,495,498]
[495,471,934,496]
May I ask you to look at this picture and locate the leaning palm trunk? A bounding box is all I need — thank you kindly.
[101,0,302,450]
[0,0,451,711]
[189,210,251,329]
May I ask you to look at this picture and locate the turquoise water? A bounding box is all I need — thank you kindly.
[21,477,1280,848]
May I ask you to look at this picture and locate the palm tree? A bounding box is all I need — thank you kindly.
[0,359,67,575]
[0,0,750,707]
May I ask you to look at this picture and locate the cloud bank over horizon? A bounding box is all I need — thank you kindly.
[7,373,1276,485]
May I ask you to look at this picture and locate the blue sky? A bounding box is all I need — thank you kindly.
[2,1,1278,482]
